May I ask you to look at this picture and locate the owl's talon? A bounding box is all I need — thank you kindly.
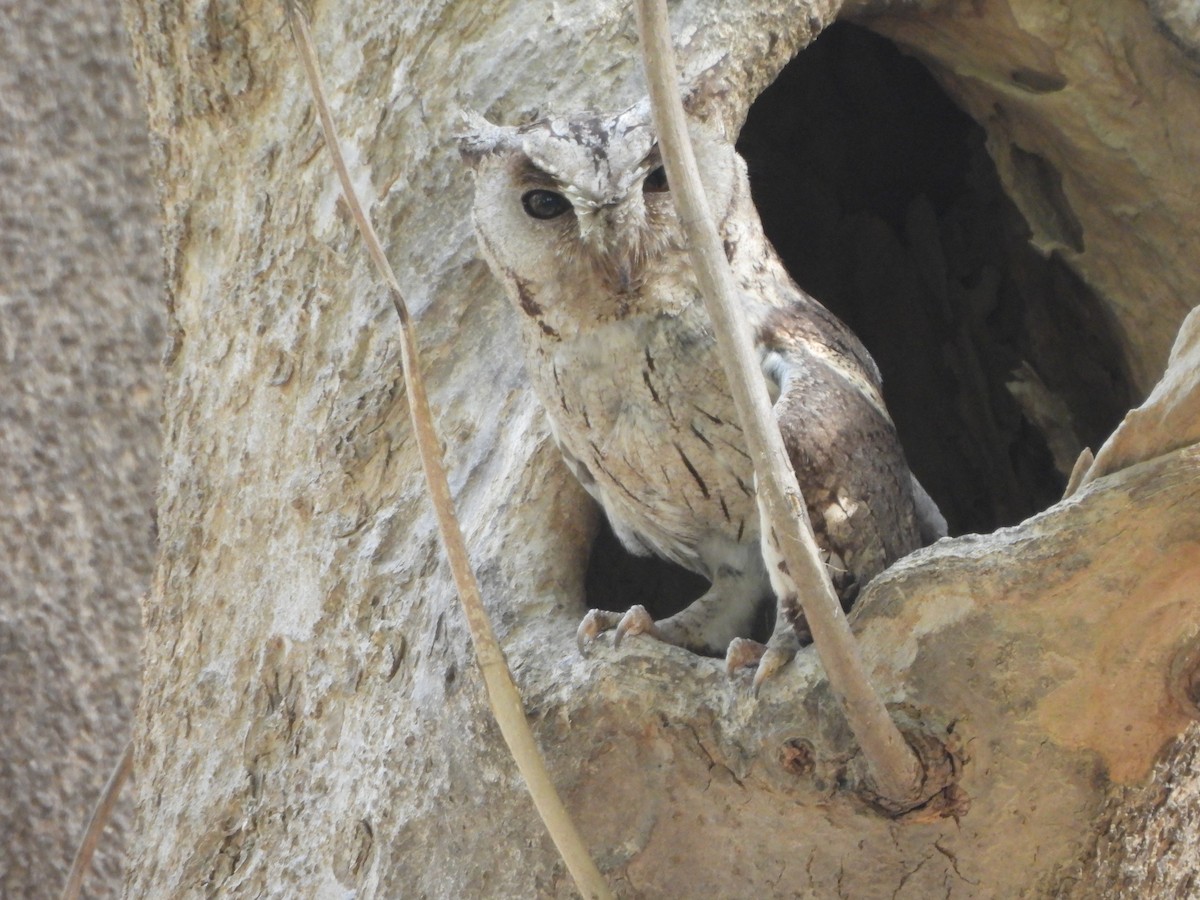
[724,633,798,691]
[751,645,795,694]
[613,604,658,648]
[724,637,768,676]
[576,609,623,654]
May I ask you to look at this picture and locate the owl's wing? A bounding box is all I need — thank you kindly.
[909,470,948,545]
[754,302,941,601]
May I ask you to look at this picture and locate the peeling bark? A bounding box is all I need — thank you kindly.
[1077,724,1200,898]
[1079,305,1200,487]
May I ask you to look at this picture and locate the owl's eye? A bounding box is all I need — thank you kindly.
[521,189,571,220]
[643,166,669,193]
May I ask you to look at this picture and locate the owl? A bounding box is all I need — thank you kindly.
[460,100,945,683]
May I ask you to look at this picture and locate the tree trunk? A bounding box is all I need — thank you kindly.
[119,0,1200,896]
[0,1,162,897]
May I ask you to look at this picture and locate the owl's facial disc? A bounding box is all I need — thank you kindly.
[567,163,674,295]
[513,108,676,295]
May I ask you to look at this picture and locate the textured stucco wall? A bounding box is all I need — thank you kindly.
[0,2,162,896]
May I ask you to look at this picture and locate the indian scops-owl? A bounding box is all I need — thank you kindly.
[460,100,945,682]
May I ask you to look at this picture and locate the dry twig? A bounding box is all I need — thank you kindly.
[634,0,927,806]
[60,740,133,900]
[284,4,612,897]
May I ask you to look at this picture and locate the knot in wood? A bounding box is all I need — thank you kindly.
[859,710,969,821]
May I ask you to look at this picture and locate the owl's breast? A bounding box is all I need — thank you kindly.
[523,302,759,576]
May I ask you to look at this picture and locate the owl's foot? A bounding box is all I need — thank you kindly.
[576,609,623,653]
[613,605,658,648]
[576,549,765,656]
[575,605,664,653]
[724,637,769,673]
[725,630,801,692]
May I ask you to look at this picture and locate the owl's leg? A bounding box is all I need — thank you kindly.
[576,545,767,656]
[727,490,870,687]
[724,495,820,689]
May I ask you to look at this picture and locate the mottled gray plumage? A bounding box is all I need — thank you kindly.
[460,101,944,676]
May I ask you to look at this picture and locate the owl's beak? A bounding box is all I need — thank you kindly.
[578,203,644,293]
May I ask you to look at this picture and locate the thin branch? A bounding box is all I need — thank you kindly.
[634,0,927,806]
[283,5,611,898]
[60,739,134,900]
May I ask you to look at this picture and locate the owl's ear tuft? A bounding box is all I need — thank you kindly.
[457,111,519,168]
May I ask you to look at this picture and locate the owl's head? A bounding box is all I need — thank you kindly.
[459,101,743,300]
